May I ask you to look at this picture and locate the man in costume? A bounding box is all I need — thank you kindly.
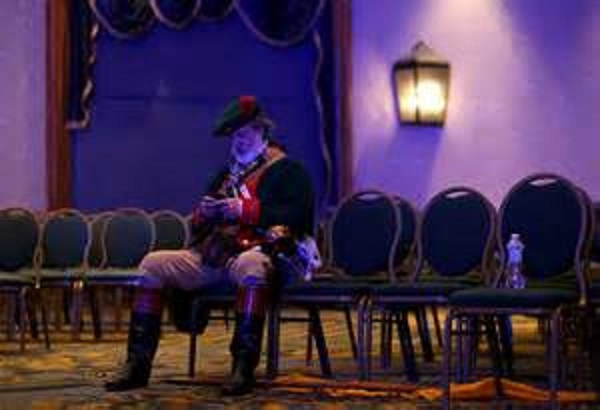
[105,96,316,395]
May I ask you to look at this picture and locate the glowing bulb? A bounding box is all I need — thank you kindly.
[407,80,445,115]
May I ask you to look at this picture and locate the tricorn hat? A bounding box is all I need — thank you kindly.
[212,96,275,137]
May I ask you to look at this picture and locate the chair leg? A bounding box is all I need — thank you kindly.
[62,288,71,325]
[483,315,504,398]
[51,290,62,331]
[456,317,475,382]
[308,307,332,378]
[114,288,124,332]
[416,307,434,362]
[188,329,199,379]
[357,296,367,380]
[305,319,313,366]
[549,310,562,407]
[589,308,600,392]
[380,311,390,369]
[364,298,374,379]
[35,288,51,350]
[442,310,454,410]
[344,306,358,361]
[432,305,444,348]
[266,305,281,380]
[467,316,480,379]
[385,312,393,368]
[18,288,28,353]
[224,308,230,331]
[497,315,514,377]
[88,287,103,340]
[25,290,39,340]
[455,317,465,382]
[6,294,16,341]
[188,297,201,379]
[460,316,478,381]
[71,281,83,341]
[395,310,418,382]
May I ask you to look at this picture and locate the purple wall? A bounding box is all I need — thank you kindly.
[352,0,600,206]
[0,0,46,209]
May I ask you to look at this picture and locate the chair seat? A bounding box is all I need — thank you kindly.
[417,274,481,286]
[282,280,367,297]
[36,269,83,283]
[85,269,144,284]
[449,287,578,309]
[525,271,578,291]
[0,272,34,287]
[371,281,471,298]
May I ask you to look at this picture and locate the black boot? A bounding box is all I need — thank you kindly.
[104,312,161,392]
[221,286,269,396]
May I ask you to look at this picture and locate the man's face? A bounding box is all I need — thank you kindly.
[231,122,265,160]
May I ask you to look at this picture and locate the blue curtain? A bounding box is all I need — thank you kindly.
[68,0,340,213]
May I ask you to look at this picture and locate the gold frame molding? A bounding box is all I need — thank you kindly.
[332,0,353,197]
[46,0,72,209]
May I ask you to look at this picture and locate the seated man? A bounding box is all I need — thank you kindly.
[105,96,315,395]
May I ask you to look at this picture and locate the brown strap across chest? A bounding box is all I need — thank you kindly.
[217,146,286,198]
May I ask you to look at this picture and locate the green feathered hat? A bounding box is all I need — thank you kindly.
[212,96,275,137]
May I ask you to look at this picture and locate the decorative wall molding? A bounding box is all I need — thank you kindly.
[332,0,353,197]
[46,0,72,209]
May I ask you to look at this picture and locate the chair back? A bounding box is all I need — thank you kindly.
[0,208,39,272]
[104,209,154,268]
[328,190,400,280]
[498,173,587,284]
[418,187,496,280]
[87,212,114,268]
[40,209,90,269]
[591,202,600,264]
[393,196,418,275]
[151,210,189,250]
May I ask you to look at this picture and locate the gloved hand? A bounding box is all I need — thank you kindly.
[198,196,222,220]
[215,198,242,221]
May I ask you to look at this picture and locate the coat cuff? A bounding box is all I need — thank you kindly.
[241,198,261,225]
[191,206,205,227]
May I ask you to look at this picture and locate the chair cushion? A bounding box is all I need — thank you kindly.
[0,272,34,286]
[371,281,471,298]
[449,287,578,309]
[37,269,83,283]
[417,273,481,286]
[524,270,578,291]
[85,269,145,284]
[282,281,367,297]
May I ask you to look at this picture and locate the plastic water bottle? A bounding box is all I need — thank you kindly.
[506,233,526,289]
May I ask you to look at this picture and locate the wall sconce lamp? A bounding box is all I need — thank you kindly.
[393,41,450,126]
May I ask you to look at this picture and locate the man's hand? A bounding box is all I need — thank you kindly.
[198,196,222,219]
[197,196,242,222]
[216,198,242,221]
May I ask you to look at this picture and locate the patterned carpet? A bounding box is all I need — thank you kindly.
[0,309,598,409]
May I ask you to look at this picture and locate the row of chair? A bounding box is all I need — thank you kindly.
[252,172,599,408]
[1,172,599,406]
[0,208,193,349]
[185,171,599,404]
